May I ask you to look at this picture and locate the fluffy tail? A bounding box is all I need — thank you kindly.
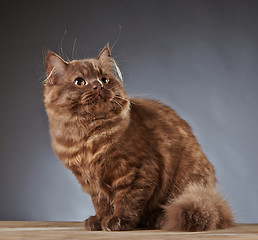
[162,184,233,231]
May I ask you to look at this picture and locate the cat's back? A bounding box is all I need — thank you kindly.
[129,98,191,135]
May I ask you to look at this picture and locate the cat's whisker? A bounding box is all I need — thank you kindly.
[127,92,152,99]
[111,53,127,59]
[114,95,130,103]
[58,31,65,59]
[112,85,123,90]
[110,24,121,51]
[84,96,94,102]
[58,30,71,62]
[72,38,77,60]
[85,107,96,117]
[108,85,127,92]
[87,99,97,106]
[112,99,123,110]
[82,93,97,102]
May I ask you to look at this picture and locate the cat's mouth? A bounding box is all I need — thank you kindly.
[94,91,111,102]
[96,92,105,100]
[77,90,127,117]
[81,90,113,107]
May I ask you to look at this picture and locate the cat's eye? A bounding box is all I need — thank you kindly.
[101,77,110,85]
[74,77,86,87]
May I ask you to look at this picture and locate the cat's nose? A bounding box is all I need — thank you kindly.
[92,80,103,91]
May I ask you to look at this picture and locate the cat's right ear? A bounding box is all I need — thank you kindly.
[45,51,67,85]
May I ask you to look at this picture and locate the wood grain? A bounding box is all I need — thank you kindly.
[0,221,258,240]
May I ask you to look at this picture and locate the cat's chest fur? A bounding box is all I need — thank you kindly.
[49,116,125,197]
[52,133,96,189]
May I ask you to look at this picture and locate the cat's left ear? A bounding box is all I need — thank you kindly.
[97,44,111,62]
[97,44,123,82]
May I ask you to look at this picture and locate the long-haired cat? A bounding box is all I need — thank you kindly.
[43,44,233,231]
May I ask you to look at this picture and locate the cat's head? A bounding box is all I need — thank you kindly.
[44,45,129,119]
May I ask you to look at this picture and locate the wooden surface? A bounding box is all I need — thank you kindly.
[0,221,258,240]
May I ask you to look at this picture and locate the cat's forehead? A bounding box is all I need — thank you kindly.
[69,59,102,76]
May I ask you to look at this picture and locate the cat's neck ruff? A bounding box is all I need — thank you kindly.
[48,99,131,146]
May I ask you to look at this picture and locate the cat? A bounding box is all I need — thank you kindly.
[43,44,233,231]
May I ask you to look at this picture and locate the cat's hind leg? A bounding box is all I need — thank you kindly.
[101,184,155,231]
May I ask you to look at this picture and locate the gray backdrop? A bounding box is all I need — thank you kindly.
[1,0,257,223]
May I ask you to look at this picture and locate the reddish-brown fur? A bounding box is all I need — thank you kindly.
[43,45,233,231]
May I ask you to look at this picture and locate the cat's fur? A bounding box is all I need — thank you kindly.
[43,45,233,231]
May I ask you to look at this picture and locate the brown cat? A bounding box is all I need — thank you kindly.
[43,45,233,231]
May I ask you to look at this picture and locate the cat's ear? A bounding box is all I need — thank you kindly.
[45,51,68,84]
[97,44,123,82]
[97,44,111,62]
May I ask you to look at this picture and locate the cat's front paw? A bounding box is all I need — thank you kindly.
[84,215,101,231]
[101,215,135,231]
